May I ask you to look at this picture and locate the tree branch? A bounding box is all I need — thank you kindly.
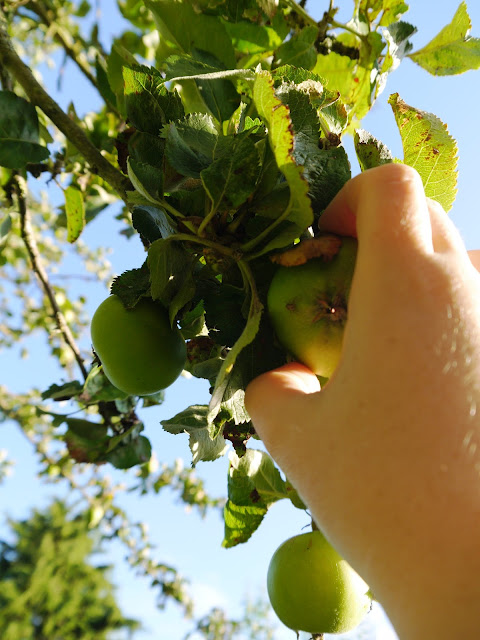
[14,173,89,381]
[0,22,129,199]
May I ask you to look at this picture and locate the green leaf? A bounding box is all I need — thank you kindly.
[275,82,321,142]
[228,449,286,506]
[0,213,12,256]
[354,128,394,171]
[148,238,197,323]
[64,187,85,243]
[164,114,219,178]
[381,21,417,74]
[0,92,50,169]
[272,66,348,136]
[127,157,163,203]
[141,390,165,408]
[222,449,286,547]
[110,261,151,308]
[356,0,409,26]
[223,20,283,55]
[274,25,318,70]
[313,31,385,125]
[106,435,152,469]
[293,134,351,214]
[203,284,246,347]
[0,92,41,143]
[223,501,266,548]
[200,135,259,214]
[208,294,263,426]
[64,418,110,463]
[41,381,84,401]
[128,131,165,169]
[95,56,117,108]
[379,1,409,27]
[184,336,225,380]
[179,303,206,340]
[165,50,240,122]
[409,2,480,75]
[161,405,227,464]
[66,418,108,441]
[388,93,458,211]
[106,41,138,114]
[252,71,313,234]
[145,0,236,68]
[132,205,177,243]
[123,65,184,133]
[83,366,130,403]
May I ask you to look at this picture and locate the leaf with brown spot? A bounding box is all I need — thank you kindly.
[388,93,458,211]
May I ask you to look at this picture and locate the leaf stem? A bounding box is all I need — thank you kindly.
[13,174,89,381]
[168,233,236,258]
[197,201,218,237]
[158,199,198,234]
[237,259,262,319]
[330,19,367,39]
[240,196,293,254]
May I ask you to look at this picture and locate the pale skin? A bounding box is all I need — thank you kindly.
[245,164,480,639]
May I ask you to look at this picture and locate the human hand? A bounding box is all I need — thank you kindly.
[246,164,480,639]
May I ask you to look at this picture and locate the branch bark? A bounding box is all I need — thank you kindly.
[0,22,129,199]
[14,173,89,381]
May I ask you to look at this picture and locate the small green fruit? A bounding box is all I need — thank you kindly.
[267,237,357,378]
[267,530,371,634]
[91,295,186,396]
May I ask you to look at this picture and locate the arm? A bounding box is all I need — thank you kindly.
[246,163,480,639]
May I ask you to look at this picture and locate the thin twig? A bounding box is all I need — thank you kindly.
[14,173,89,381]
[29,1,98,89]
[0,21,129,199]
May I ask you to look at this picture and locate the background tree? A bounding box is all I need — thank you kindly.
[0,499,140,640]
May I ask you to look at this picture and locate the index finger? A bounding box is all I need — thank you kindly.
[318,164,434,262]
[469,250,480,272]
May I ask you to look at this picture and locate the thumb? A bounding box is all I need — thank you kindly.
[469,250,480,272]
[245,363,320,459]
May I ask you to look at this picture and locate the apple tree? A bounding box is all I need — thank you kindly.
[1,0,479,636]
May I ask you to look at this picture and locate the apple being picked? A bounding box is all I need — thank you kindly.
[267,236,358,379]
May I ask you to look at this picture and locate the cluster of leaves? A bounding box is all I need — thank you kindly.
[74,0,466,545]
[0,0,479,630]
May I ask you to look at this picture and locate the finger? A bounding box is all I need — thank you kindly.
[427,198,467,255]
[245,363,320,455]
[468,250,480,272]
[319,164,434,261]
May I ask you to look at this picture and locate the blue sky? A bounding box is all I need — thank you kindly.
[1,1,480,638]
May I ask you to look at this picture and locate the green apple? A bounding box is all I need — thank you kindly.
[91,295,186,396]
[267,236,357,378]
[267,530,371,634]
